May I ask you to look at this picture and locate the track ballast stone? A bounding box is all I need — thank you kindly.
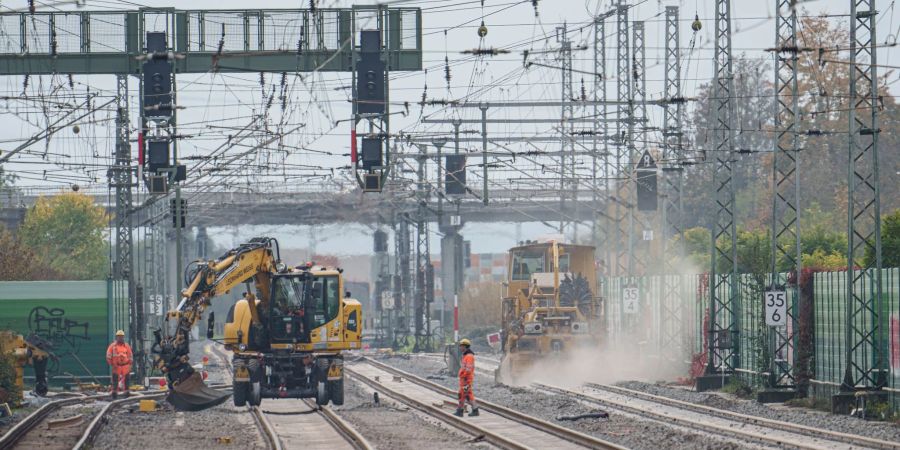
[617,380,900,443]
[335,370,491,449]
[378,355,754,450]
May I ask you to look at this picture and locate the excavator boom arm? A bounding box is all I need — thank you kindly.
[153,237,280,411]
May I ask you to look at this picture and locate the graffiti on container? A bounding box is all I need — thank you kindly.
[27,306,90,354]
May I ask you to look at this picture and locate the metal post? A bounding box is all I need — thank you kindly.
[112,74,143,379]
[661,6,685,365]
[701,0,740,386]
[558,25,574,237]
[593,14,607,254]
[629,20,646,277]
[593,12,604,260]
[614,0,630,278]
[843,0,886,393]
[768,0,801,390]
[414,143,430,352]
[480,105,489,205]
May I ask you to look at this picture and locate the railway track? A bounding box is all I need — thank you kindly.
[347,357,625,450]
[209,343,371,450]
[0,393,104,450]
[0,389,177,450]
[408,352,900,449]
[536,382,900,450]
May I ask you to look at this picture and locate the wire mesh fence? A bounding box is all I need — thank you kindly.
[603,268,900,408]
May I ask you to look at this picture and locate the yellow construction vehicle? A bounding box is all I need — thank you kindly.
[0,331,54,401]
[496,240,603,382]
[153,237,362,411]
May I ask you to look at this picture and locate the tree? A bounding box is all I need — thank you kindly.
[0,225,62,280]
[18,192,109,280]
[864,209,900,268]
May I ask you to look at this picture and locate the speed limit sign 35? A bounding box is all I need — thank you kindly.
[764,291,787,326]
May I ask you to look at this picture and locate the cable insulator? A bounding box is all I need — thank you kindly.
[478,21,488,38]
[444,56,451,87]
[691,14,702,32]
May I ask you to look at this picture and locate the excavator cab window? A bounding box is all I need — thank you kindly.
[269,275,309,343]
[511,250,544,280]
[310,275,341,329]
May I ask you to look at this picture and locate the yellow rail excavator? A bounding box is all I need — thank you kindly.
[496,240,603,383]
[153,237,362,411]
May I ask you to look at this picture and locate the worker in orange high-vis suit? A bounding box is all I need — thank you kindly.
[106,330,133,399]
[455,338,479,417]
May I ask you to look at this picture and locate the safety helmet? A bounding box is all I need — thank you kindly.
[115,330,125,337]
[459,338,471,347]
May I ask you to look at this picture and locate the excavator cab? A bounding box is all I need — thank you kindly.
[157,237,361,411]
[268,274,312,343]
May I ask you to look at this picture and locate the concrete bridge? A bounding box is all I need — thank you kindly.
[1,189,605,229]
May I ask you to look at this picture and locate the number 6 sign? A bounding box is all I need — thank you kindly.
[764,291,787,326]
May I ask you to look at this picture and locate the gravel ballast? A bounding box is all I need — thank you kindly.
[377,355,755,450]
[617,381,900,443]
[90,340,266,450]
[333,374,491,450]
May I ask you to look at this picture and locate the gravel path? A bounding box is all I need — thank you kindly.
[377,355,755,450]
[334,371,493,450]
[617,381,900,443]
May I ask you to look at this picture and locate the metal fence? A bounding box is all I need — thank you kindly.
[603,268,900,408]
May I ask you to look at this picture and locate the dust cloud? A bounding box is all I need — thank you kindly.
[498,261,703,389]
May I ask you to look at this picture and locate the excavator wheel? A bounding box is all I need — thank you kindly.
[315,381,329,406]
[233,380,248,407]
[328,378,344,406]
[249,381,261,407]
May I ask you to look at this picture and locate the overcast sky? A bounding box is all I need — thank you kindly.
[1,0,896,255]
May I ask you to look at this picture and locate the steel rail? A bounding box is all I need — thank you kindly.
[250,405,283,450]
[303,399,374,450]
[0,393,105,450]
[72,383,230,450]
[212,344,367,450]
[538,382,898,450]
[345,365,531,450]
[356,357,625,450]
[583,382,900,450]
[72,391,168,450]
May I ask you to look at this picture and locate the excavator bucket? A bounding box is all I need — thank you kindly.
[166,372,230,411]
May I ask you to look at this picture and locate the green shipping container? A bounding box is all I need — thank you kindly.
[0,281,112,386]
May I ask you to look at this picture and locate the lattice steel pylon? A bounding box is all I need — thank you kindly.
[843,0,887,391]
[704,0,740,380]
[111,74,144,378]
[413,144,433,352]
[593,12,610,274]
[660,5,686,362]
[558,25,575,238]
[613,0,630,278]
[628,20,647,277]
[768,0,801,389]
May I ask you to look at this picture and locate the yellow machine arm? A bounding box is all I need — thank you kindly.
[152,237,281,411]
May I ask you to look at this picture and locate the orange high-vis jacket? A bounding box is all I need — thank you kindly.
[106,341,133,368]
[459,349,475,380]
